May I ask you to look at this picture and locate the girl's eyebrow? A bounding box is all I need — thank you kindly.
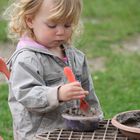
[45,18,56,23]
[44,17,73,25]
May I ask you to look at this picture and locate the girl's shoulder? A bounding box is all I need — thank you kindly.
[7,48,41,71]
[7,48,36,63]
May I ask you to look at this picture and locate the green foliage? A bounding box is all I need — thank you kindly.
[0,84,13,140]
[0,20,8,42]
[0,0,9,42]
[94,54,140,118]
[77,0,140,57]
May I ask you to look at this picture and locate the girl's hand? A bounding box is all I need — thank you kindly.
[58,81,89,101]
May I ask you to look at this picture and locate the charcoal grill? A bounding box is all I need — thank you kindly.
[36,120,131,140]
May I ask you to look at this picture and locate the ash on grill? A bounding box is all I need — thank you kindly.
[36,120,131,140]
[65,107,96,116]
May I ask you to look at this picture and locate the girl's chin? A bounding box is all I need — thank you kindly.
[44,44,61,49]
[49,43,63,48]
[42,41,65,48]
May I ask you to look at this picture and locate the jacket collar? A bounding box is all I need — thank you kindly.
[7,36,73,68]
[16,36,71,56]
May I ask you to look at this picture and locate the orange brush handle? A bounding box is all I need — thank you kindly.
[64,66,90,113]
[64,66,82,101]
[64,66,76,82]
[64,66,81,101]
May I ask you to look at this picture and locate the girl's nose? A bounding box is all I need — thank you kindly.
[56,26,65,35]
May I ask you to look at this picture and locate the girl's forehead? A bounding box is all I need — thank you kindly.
[38,0,72,22]
[35,0,80,25]
[38,0,55,15]
[34,0,55,21]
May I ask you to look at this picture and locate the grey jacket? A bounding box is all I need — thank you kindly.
[7,41,103,140]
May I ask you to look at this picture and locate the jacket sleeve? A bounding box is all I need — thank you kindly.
[81,56,103,115]
[10,52,60,113]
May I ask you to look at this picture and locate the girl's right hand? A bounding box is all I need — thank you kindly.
[58,81,89,101]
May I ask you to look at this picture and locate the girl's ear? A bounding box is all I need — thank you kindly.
[25,15,34,29]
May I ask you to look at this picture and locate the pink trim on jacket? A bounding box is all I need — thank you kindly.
[17,36,47,50]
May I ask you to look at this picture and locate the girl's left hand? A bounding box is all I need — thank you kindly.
[58,81,89,101]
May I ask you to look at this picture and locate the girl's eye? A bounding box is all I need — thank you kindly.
[46,23,56,28]
[64,24,71,28]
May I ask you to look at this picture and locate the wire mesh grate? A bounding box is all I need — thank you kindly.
[36,120,129,140]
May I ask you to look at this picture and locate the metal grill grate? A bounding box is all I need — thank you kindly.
[36,120,129,140]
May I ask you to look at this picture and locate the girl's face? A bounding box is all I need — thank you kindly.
[26,0,72,48]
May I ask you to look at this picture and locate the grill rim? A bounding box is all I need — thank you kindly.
[36,120,128,140]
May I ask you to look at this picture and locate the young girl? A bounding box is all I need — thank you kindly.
[5,0,103,139]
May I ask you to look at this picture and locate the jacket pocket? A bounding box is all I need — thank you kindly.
[44,72,63,86]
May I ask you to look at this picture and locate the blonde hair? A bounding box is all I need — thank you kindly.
[4,0,83,42]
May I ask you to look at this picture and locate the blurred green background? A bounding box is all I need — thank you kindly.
[0,0,140,139]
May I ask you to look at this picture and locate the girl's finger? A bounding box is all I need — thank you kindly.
[74,90,89,95]
[71,95,86,100]
[68,81,81,86]
[70,86,85,92]
[68,91,89,97]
